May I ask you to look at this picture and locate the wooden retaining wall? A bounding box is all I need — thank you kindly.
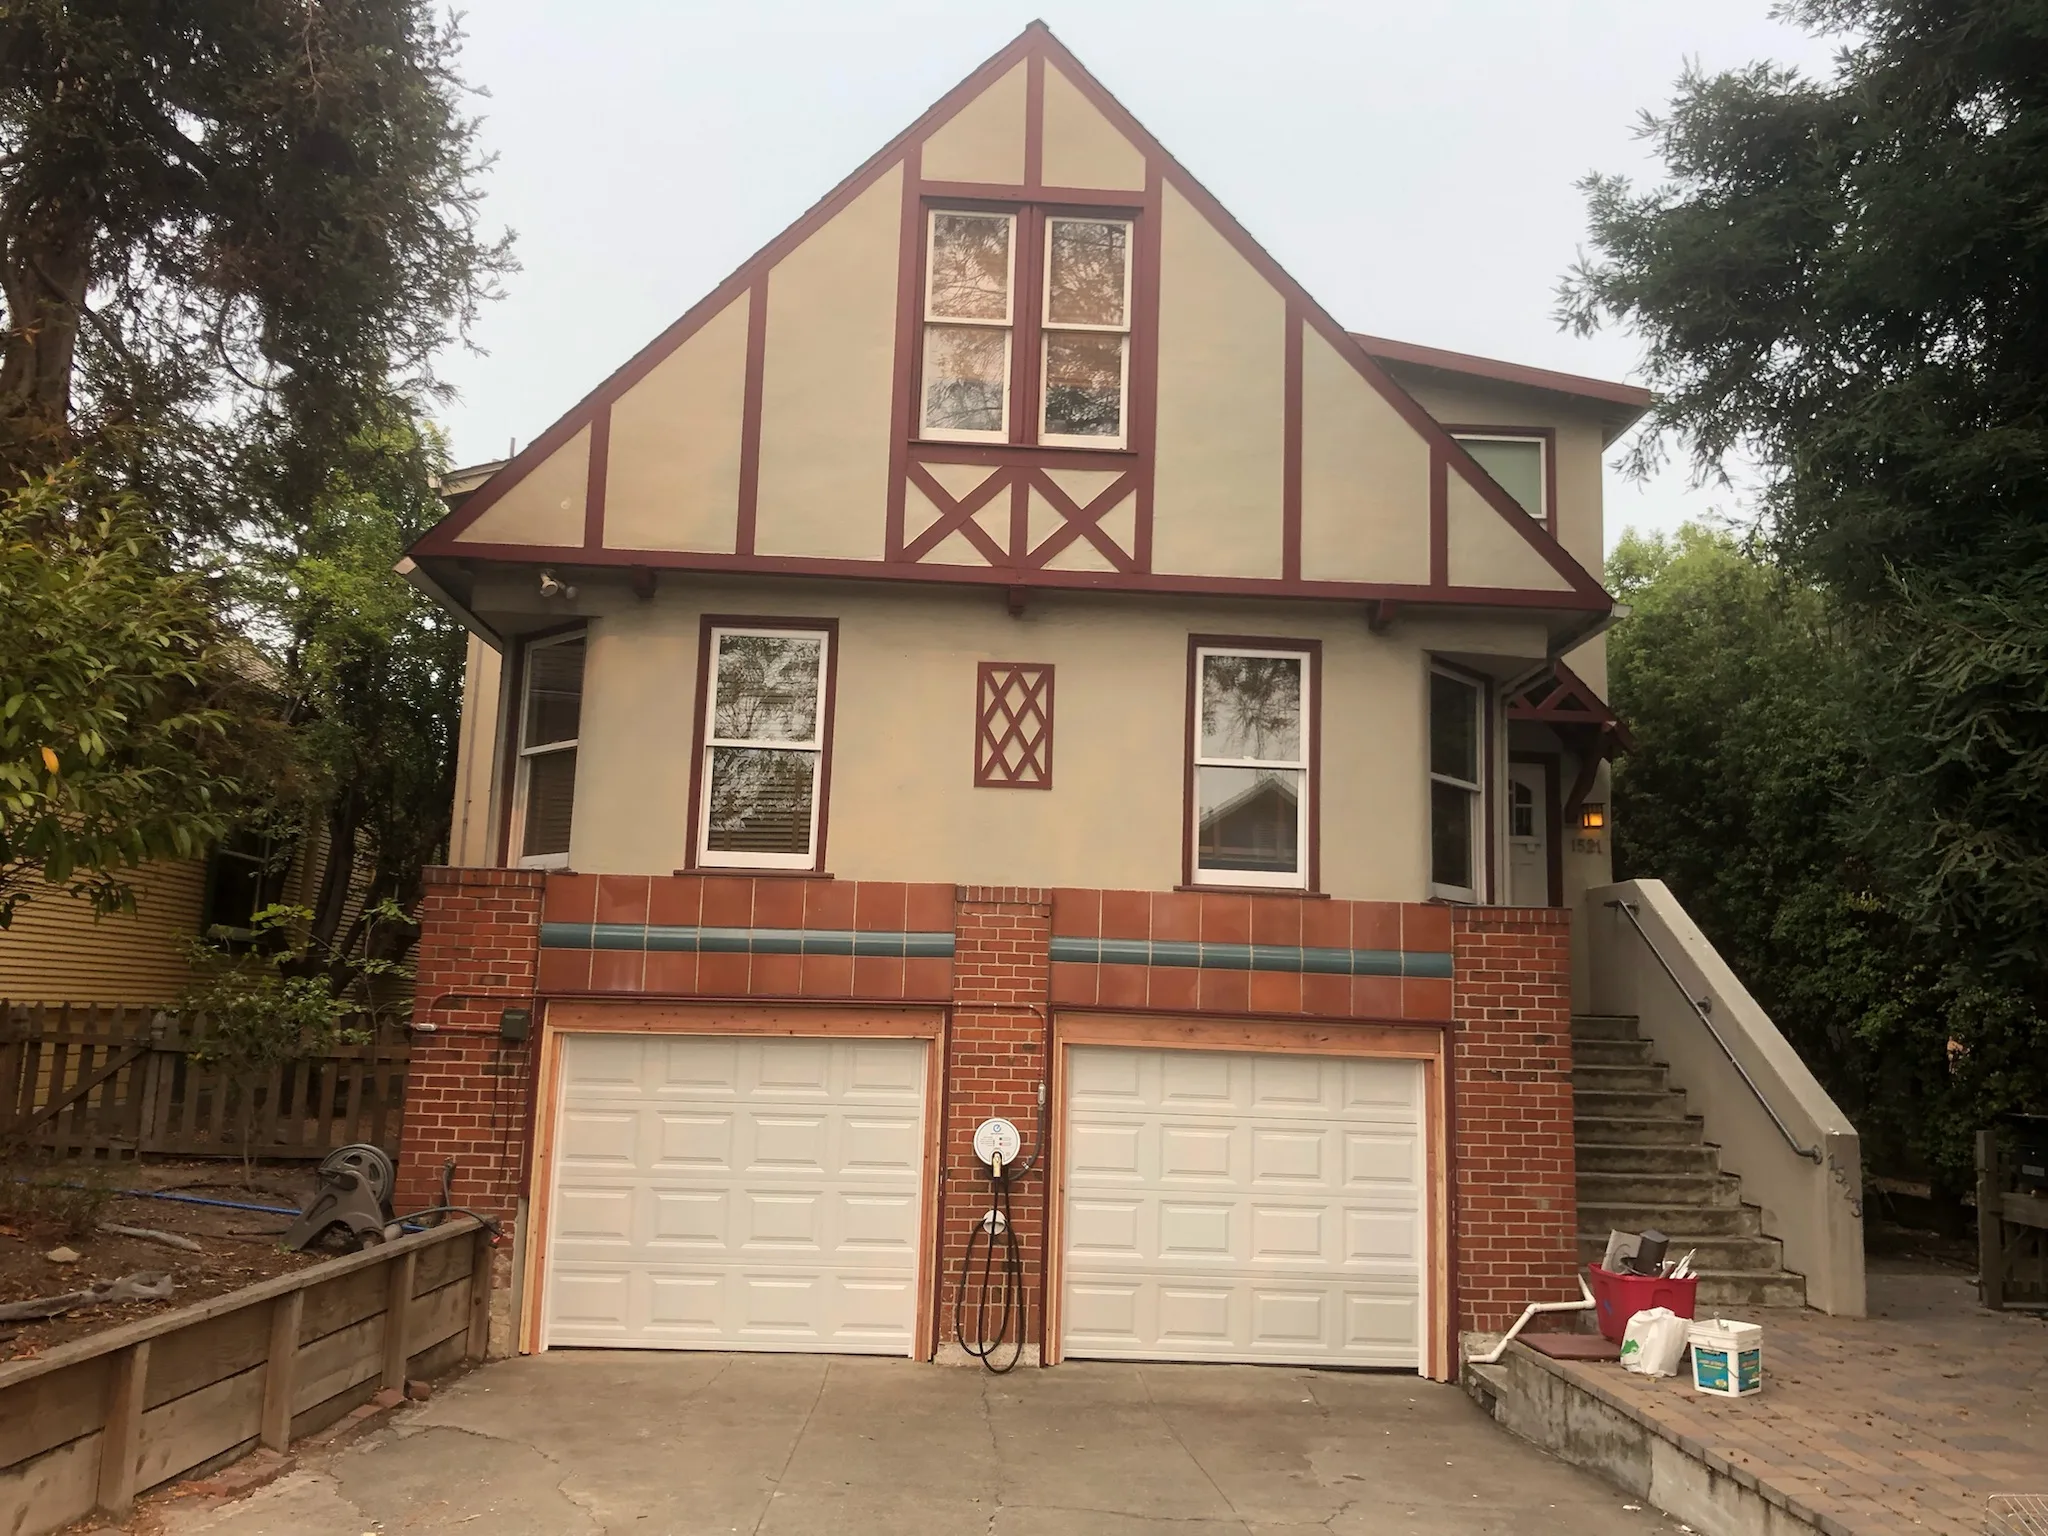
[0,1219,491,1536]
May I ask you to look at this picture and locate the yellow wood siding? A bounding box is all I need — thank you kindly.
[0,862,207,1006]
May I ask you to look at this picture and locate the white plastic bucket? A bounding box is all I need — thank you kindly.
[1688,1318,1763,1397]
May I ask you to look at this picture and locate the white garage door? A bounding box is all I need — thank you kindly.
[543,1033,927,1354]
[1061,1046,1425,1368]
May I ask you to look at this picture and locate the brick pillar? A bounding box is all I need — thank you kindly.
[394,866,545,1226]
[1450,905,1577,1334]
[939,886,1052,1354]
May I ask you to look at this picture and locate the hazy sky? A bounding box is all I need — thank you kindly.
[433,1,1843,556]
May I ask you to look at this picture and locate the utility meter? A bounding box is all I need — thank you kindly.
[973,1117,1021,1170]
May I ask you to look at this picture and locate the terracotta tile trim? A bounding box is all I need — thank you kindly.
[1049,936,1450,977]
[539,922,954,958]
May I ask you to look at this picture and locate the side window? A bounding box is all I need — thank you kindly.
[1454,433,1547,522]
[697,626,833,870]
[1040,217,1131,447]
[202,831,287,942]
[1191,645,1312,889]
[515,634,585,869]
[921,210,1015,441]
[1429,667,1485,901]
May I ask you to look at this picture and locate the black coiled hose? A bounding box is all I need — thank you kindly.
[954,1154,1027,1373]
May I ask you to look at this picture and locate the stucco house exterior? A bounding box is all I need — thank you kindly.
[393,25,1861,1380]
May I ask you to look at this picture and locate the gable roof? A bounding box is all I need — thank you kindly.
[410,22,1613,626]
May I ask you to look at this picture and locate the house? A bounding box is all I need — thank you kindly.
[393,24,1862,1381]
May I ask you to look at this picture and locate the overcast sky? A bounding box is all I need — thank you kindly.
[432,1,1843,556]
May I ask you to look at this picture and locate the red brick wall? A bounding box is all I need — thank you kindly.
[938,887,1052,1350]
[394,867,544,1221]
[1450,905,1577,1333]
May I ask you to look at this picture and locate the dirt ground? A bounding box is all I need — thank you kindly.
[0,1160,327,1362]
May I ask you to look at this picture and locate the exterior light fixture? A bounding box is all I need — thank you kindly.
[1579,803,1607,830]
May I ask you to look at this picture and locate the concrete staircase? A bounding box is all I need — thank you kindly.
[1572,1013,1807,1308]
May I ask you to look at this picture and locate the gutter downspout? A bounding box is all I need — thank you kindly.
[1500,602,1632,701]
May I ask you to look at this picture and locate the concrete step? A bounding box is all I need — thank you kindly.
[1576,1232,1784,1271]
[1571,1063,1670,1093]
[1694,1269,1809,1309]
[1578,1200,1762,1237]
[1575,1141,1719,1174]
[1573,1087,1691,1119]
[1571,1038,1658,1067]
[1570,1014,1641,1042]
[1577,1171,1742,1206]
[1574,1114,1708,1146]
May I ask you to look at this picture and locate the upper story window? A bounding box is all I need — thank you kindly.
[697,624,834,870]
[1429,667,1485,902]
[515,633,585,870]
[919,207,1133,451]
[1453,432,1548,523]
[1191,644,1313,889]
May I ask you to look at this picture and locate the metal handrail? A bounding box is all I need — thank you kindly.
[1604,899,1823,1164]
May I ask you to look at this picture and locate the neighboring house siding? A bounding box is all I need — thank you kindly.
[0,861,207,1006]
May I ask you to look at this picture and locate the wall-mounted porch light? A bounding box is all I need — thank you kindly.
[1579,803,1607,830]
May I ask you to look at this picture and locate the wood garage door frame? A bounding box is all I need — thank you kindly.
[1045,1012,1452,1381]
[520,999,949,1359]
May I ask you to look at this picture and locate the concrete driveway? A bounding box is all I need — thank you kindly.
[154,1352,1681,1535]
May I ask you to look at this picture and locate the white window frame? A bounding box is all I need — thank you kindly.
[1452,432,1548,522]
[1190,644,1312,891]
[696,625,833,871]
[1039,215,1133,450]
[1428,665,1486,903]
[512,631,584,872]
[919,209,1016,444]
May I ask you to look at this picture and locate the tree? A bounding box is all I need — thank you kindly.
[1561,0,2048,1012]
[0,2,510,495]
[0,464,278,926]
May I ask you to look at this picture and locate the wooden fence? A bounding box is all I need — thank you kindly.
[0,1218,491,1535]
[1978,1128,2048,1310]
[1,1003,409,1161]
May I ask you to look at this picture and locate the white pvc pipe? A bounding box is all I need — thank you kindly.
[1465,1275,1597,1366]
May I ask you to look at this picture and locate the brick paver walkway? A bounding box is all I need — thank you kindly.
[1537,1259,2046,1535]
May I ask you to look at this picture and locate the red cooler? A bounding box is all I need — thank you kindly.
[1587,1263,1699,1343]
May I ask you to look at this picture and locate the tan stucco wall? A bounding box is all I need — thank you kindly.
[753,165,902,561]
[455,425,589,548]
[1445,467,1574,592]
[1041,62,1146,191]
[449,632,505,868]
[603,292,749,553]
[1152,183,1285,579]
[919,62,1027,185]
[464,574,1556,902]
[1299,325,1431,585]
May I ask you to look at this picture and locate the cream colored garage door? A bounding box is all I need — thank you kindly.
[1061,1046,1424,1368]
[543,1033,927,1354]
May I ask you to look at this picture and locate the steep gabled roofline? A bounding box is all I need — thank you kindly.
[1354,333,1653,445]
[415,22,1612,613]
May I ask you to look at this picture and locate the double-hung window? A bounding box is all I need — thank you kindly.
[697,625,833,870]
[921,210,1015,440]
[515,633,585,870]
[918,207,1133,450]
[1191,645,1312,889]
[1040,216,1131,446]
[1428,667,1485,901]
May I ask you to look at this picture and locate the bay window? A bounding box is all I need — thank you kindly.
[514,633,585,869]
[1191,644,1313,889]
[696,624,834,870]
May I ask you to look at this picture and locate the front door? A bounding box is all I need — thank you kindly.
[1507,761,1552,907]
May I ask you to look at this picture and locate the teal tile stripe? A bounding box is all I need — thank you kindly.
[540,923,954,959]
[1049,935,1451,979]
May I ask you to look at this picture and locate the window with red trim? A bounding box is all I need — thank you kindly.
[919,206,1134,450]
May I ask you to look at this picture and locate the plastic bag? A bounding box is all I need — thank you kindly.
[1619,1306,1689,1376]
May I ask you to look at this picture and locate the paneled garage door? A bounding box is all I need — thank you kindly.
[1061,1046,1425,1368]
[543,1033,928,1354]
